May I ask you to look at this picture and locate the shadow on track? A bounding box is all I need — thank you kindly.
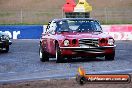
[48,57,105,63]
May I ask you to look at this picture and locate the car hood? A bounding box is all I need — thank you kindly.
[61,32,112,39]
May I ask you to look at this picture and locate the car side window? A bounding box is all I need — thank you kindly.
[94,21,102,31]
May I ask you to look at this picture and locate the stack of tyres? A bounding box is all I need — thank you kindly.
[63,0,92,18]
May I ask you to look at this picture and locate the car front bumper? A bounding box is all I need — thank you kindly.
[9,40,12,45]
[60,45,116,57]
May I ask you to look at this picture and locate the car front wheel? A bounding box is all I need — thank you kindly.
[105,53,115,61]
[56,43,63,63]
[39,46,49,62]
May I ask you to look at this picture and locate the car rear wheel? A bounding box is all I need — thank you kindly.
[105,53,115,61]
[56,43,63,63]
[39,46,49,62]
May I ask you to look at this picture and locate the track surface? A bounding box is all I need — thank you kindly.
[0,40,132,82]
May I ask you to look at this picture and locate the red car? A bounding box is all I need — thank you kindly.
[39,18,116,63]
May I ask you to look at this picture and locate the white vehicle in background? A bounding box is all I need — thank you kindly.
[0,32,12,53]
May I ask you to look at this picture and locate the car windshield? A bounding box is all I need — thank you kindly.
[56,19,102,33]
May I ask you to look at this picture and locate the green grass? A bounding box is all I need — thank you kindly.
[100,20,132,25]
[36,12,56,16]
[0,22,48,25]
[0,21,131,25]
[0,12,14,17]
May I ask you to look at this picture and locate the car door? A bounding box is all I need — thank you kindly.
[47,21,57,55]
[42,21,51,52]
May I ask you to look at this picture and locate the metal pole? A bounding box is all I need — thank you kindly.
[105,8,108,24]
[20,9,23,23]
[62,8,64,18]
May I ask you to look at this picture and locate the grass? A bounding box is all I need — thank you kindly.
[100,20,132,25]
[0,22,48,25]
[0,21,131,25]
[0,12,13,17]
[0,12,131,25]
[0,0,131,25]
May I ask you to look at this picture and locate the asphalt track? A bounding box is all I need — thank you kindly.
[0,40,132,83]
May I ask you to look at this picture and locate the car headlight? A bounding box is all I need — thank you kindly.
[63,40,70,46]
[1,36,5,40]
[108,38,114,45]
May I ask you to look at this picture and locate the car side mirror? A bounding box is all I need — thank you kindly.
[100,30,103,33]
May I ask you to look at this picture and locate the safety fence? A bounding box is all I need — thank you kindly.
[0,8,131,24]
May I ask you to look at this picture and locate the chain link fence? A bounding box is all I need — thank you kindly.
[91,8,132,24]
[0,8,131,24]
